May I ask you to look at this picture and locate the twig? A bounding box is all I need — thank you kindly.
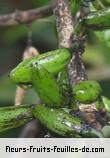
[0,4,52,26]
[15,86,25,106]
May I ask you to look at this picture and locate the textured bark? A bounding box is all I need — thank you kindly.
[0,4,52,26]
[53,0,74,48]
[68,36,87,85]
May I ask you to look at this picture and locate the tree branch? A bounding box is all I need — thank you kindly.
[53,0,102,131]
[53,0,74,48]
[0,4,52,26]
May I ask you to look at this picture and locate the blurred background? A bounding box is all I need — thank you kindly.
[0,0,110,137]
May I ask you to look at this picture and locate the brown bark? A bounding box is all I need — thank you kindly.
[0,4,52,26]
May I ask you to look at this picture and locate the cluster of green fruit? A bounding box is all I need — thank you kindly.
[0,48,108,137]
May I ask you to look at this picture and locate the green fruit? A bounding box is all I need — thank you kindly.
[73,80,102,103]
[33,105,103,137]
[33,105,82,137]
[76,7,110,31]
[0,105,33,133]
[32,63,69,107]
[10,48,71,85]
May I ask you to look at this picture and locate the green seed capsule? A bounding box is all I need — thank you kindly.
[73,80,102,104]
[10,48,71,85]
[102,96,110,112]
[32,63,69,107]
[83,8,110,30]
[33,105,103,138]
[75,7,110,34]
[0,105,33,133]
